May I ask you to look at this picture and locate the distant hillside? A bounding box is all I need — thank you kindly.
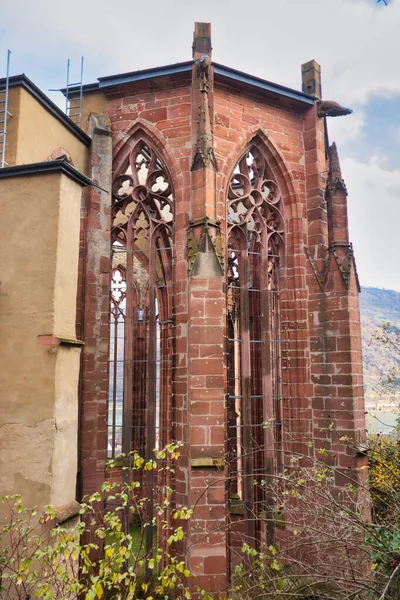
[359,287,400,406]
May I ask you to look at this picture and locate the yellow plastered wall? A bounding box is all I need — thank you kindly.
[54,174,82,338]
[51,345,81,507]
[80,91,108,134]
[0,172,82,511]
[2,86,21,167]
[10,87,89,172]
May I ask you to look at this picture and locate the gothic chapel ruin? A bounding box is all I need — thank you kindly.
[0,23,368,593]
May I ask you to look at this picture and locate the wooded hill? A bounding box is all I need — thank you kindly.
[359,286,400,406]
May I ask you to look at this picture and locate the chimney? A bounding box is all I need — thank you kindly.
[301,59,322,98]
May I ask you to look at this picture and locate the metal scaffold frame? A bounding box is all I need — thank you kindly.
[0,50,12,168]
[65,56,84,127]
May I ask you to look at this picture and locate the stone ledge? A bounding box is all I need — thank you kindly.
[37,335,84,348]
[54,500,81,525]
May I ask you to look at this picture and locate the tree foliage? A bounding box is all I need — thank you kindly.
[0,443,199,600]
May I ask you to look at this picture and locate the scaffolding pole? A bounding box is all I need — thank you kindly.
[0,50,12,168]
[65,56,84,127]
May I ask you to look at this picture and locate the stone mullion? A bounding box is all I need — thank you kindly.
[249,253,263,512]
[145,235,157,562]
[239,243,256,547]
[272,286,284,474]
[132,313,144,455]
[227,311,238,497]
[260,242,275,546]
[122,223,134,459]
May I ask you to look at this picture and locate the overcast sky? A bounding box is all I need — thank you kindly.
[1,0,399,291]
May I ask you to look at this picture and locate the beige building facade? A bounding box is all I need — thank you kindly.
[0,77,91,521]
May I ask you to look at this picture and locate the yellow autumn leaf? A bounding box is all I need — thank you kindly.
[95,581,103,598]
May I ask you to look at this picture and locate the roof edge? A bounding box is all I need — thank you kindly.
[0,74,91,147]
[60,60,315,106]
[60,60,195,96]
[213,63,315,105]
[0,158,94,187]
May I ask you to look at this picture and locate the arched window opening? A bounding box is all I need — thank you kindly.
[108,266,127,457]
[108,141,174,476]
[226,144,284,543]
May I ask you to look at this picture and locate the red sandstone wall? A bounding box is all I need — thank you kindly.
[77,66,366,593]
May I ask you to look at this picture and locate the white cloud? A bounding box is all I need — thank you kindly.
[342,156,400,291]
[328,111,365,145]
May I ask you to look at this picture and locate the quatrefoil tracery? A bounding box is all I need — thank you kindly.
[227,146,284,251]
[112,142,174,241]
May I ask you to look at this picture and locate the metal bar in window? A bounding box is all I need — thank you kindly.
[109,359,172,364]
[130,359,172,364]
[229,287,278,294]
[145,238,157,570]
[228,422,283,429]
[230,249,280,258]
[112,247,172,254]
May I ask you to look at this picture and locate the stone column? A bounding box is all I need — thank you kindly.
[79,115,113,499]
[186,22,228,594]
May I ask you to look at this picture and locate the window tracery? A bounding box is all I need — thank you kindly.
[108,141,174,463]
[226,143,284,538]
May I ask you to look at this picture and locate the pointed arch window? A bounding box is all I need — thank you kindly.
[108,140,174,461]
[226,143,284,538]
